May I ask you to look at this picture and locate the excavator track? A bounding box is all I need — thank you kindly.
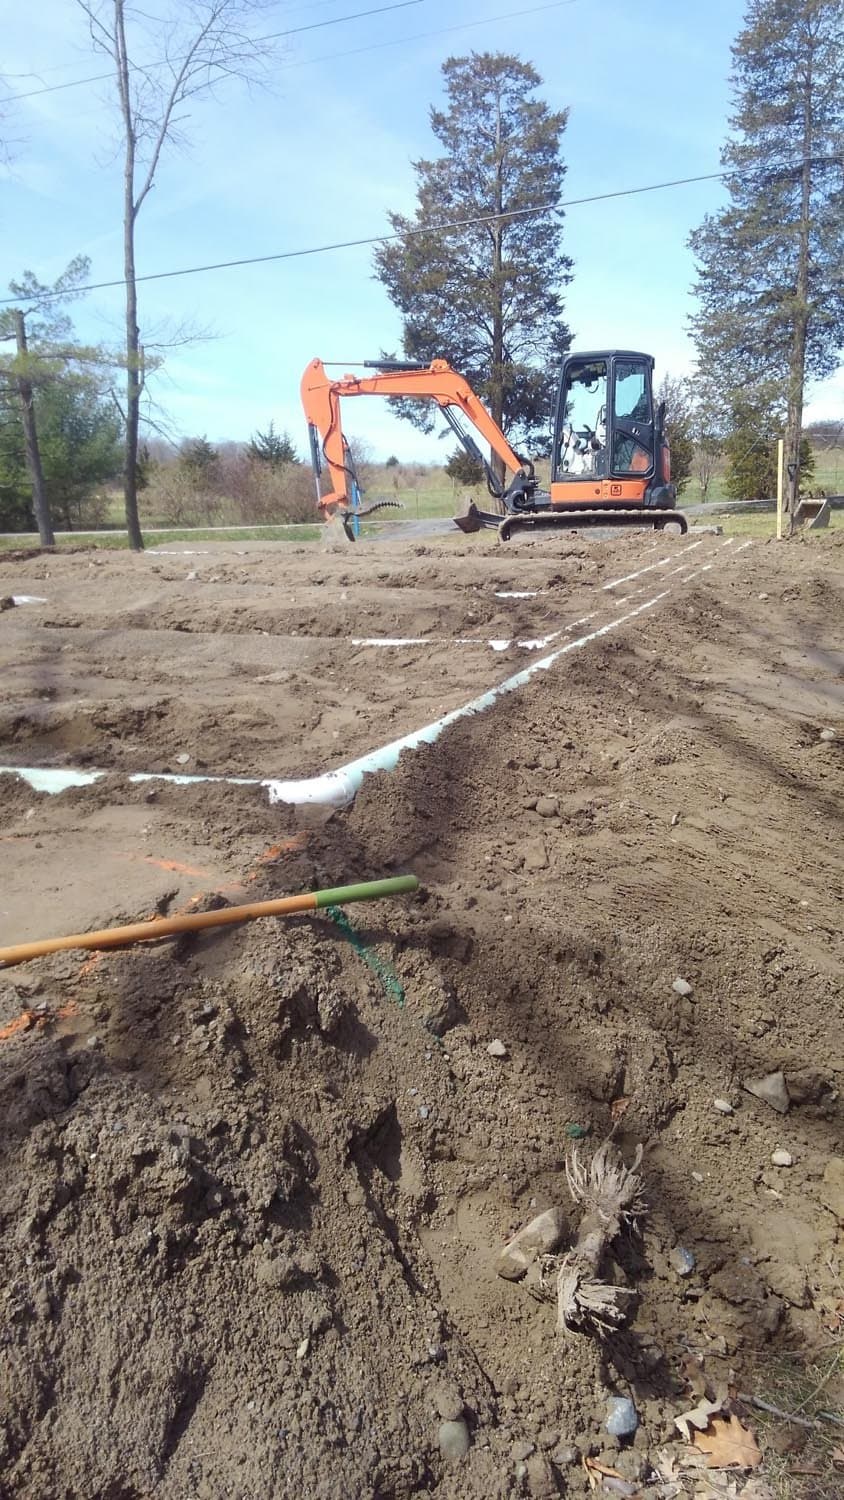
[497,508,688,542]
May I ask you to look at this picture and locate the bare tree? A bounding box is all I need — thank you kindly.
[76,1,274,550]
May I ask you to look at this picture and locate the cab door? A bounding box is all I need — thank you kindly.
[610,357,655,477]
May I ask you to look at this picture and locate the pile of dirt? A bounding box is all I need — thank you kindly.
[0,533,841,1498]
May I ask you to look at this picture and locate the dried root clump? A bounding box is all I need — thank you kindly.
[556,1140,646,1337]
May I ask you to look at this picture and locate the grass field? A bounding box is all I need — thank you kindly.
[0,524,321,552]
[2,447,841,548]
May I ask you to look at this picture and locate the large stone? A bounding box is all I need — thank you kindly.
[743,1070,790,1114]
[497,1206,566,1281]
[523,839,549,871]
[438,1419,470,1462]
[606,1396,638,1437]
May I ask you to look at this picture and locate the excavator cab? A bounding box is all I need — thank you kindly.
[550,351,673,506]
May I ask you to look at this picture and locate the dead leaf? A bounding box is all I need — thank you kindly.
[675,1392,728,1441]
[611,1096,632,1123]
[832,1446,844,1466]
[693,1414,762,1470]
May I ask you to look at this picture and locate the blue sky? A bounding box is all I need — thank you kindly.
[2,0,841,461]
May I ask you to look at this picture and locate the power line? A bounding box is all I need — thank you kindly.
[0,170,729,306]
[279,0,582,76]
[0,0,429,103]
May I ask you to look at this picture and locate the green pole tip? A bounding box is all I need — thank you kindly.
[314,874,419,909]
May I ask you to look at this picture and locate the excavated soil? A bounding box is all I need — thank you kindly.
[0,529,842,1499]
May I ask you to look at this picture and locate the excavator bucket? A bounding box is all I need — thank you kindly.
[794,497,831,529]
[453,500,505,534]
[453,501,483,534]
[321,513,354,548]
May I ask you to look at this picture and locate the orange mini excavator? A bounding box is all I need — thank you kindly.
[300,350,687,542]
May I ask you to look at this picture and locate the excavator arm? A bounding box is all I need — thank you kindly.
[300,357,536,521]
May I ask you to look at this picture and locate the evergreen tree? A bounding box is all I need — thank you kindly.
[248,421,297,467]
[0,377,121,530]
[689,0,844,530]
[0,256,98,543]
[723,403,779,501]
[656,374,695,493]
[374,53,572,474]
[179,436,219,479]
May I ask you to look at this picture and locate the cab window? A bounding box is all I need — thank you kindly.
[614,360,650,423]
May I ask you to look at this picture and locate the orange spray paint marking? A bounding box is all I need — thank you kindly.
[119,853,216,880]
[0,1000,78,1045]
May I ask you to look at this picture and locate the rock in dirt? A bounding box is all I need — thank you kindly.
[770,1149,793,1167]
[743,1070,790,1114]
[497,1205,566,1281]
[669,1246,695,1276]
[818,1158,844,1222]
[433,1383,463,1422]
[525,1452,558,1497]
[487,1038,508,1058]
[713,1098,734,1114]
[605,1396,638,1437]
[535,796,558,818]
[523,839,549,871]
[438,1418,470,1461]
[672,977,693,996]
[819,727,836,742]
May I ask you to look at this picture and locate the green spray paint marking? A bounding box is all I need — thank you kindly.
[326,905,406,1009]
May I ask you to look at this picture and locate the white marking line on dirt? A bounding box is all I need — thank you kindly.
[0,591,670,809]
[2,540,755,811]
[603,538,704,590]
[10,596,47,605]
[350,631,562,652]
[495,590,542,598]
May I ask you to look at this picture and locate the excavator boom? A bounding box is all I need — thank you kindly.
[300,358,535,526]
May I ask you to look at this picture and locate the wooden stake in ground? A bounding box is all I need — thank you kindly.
[556,1141,645,1335]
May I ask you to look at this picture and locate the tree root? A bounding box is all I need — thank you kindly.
[556,1141,646,1336]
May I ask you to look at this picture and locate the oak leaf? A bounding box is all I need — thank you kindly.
[693,1413,762,1469]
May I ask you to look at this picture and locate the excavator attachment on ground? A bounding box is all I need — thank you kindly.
[300,350,687,542]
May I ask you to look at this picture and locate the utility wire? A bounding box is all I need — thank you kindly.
[0,170,729,306]
[0,0,429,103]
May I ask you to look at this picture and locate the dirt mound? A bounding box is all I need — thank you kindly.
[0,534,842,1497]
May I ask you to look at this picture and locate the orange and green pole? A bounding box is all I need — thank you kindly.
[0,875,419,968]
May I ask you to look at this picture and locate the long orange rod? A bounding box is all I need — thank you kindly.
[0,875,419,968]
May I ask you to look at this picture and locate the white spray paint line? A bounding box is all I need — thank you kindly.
[603,538,705,591]
[10,596,48,605]
[350,630,562,651]
[1,541,755,810]
[147,549,212,556]
[0,590,672,809]
[494,590,542,598]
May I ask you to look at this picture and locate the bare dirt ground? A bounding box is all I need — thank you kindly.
[0,529,842,1500]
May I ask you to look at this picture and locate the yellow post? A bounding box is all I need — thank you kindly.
[775,437,785,539]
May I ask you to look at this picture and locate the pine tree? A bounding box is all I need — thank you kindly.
[689,0,844,530]
[374,53,572,473]
[248,421,297,468]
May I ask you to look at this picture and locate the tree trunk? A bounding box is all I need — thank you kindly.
[784,48,814,538]
[116,0,144,551]
[490,95,506,489]
[13,310,54,547]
